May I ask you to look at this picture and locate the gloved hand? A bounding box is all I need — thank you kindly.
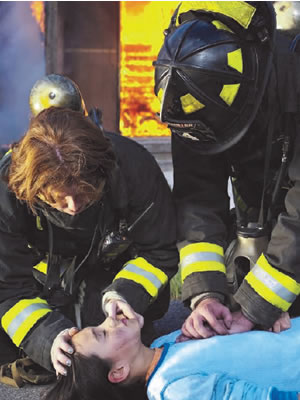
[181,298,233,339]
[50,327,78,376]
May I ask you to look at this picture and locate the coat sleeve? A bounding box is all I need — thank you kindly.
[0,187,73,371]
[171,132,231,304]
[103,139,179,314]
[235,133,300,327]
[159,374,297,400]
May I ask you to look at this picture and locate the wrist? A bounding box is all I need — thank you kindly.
[193,293,225,309]
[240,308,255,328]
[102,291,127,315]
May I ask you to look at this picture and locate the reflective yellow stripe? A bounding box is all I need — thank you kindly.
[114,257,168,299]
[212,20,233,33]
[2,298,52,346]
[227,48,243,73]
[181,242,224,259]
[219,84,240,106]
[182,262,226,283]
[176,1,256,29]
[12,308,51,347]
[115,270,158,298]
[4,149,12,156]
[33,260,48,275]
[2,298,49,331]
[246,272,290,311]
[245,254,300,311]
[180,243,225,283]
[258,254,300,295]
[180,93,205,114]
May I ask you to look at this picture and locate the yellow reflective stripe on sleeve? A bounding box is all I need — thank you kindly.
[219,84,240,106]
[2,298,52,347]
[246,273,290,311]
[258,254,300,295]
[33,260,48,275]
[180,93,205,114]
[180,242,224,259]
[227,49,243,73]
[245,254,300,311]
[114,257,168,299]
[176,2,256,29]
[180,243,225,283]
[212,20,234,33]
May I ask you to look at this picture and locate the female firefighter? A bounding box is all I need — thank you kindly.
[0,87,178,383]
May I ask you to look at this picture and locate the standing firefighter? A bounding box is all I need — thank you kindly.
[154,1,300,338]
[0,75,178,385]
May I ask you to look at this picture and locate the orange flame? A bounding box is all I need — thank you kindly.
[120,1,179,137]
[30,1,45,34]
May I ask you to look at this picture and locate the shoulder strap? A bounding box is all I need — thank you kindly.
[266,33,299,222]
[257,80,276,227]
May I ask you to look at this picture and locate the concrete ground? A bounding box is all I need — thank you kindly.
[0,300,190,400]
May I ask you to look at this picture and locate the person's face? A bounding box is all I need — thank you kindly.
[72,314,144,364]
[38,181,105,215]
[43,189,90,215]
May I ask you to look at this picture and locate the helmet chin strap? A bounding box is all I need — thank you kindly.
[181,132,200,142]
[168,121,217,144]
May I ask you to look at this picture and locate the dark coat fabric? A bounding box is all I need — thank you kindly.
[0,132,178,371]
[173,32,300,327]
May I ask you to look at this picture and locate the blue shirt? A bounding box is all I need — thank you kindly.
[147,317,300,399]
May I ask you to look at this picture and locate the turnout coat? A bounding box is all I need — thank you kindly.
[173,32,300,327]
[0,132,178,370]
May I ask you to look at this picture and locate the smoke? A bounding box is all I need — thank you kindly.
[0,1,45,146]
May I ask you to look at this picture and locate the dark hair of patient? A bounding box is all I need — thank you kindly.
[42,352,147,400]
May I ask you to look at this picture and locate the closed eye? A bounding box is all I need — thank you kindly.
[92,328,105,342]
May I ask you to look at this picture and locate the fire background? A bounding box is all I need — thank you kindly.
[0,1,178,181]
[0,1,299,398]
[0,1,297,156]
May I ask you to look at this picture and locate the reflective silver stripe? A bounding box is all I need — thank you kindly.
[251,264,297,303]
[124,264,162,290]
[7,303,51,338]
[181,252,224,268]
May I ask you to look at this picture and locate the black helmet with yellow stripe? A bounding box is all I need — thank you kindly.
[29,74,87,116]
[154,1,276,154]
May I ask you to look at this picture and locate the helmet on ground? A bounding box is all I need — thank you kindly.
[29,74,87,116]
[154,2,276,154]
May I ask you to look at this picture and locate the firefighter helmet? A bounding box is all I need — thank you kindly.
[154,2,276,154]
[29,74,87,116]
